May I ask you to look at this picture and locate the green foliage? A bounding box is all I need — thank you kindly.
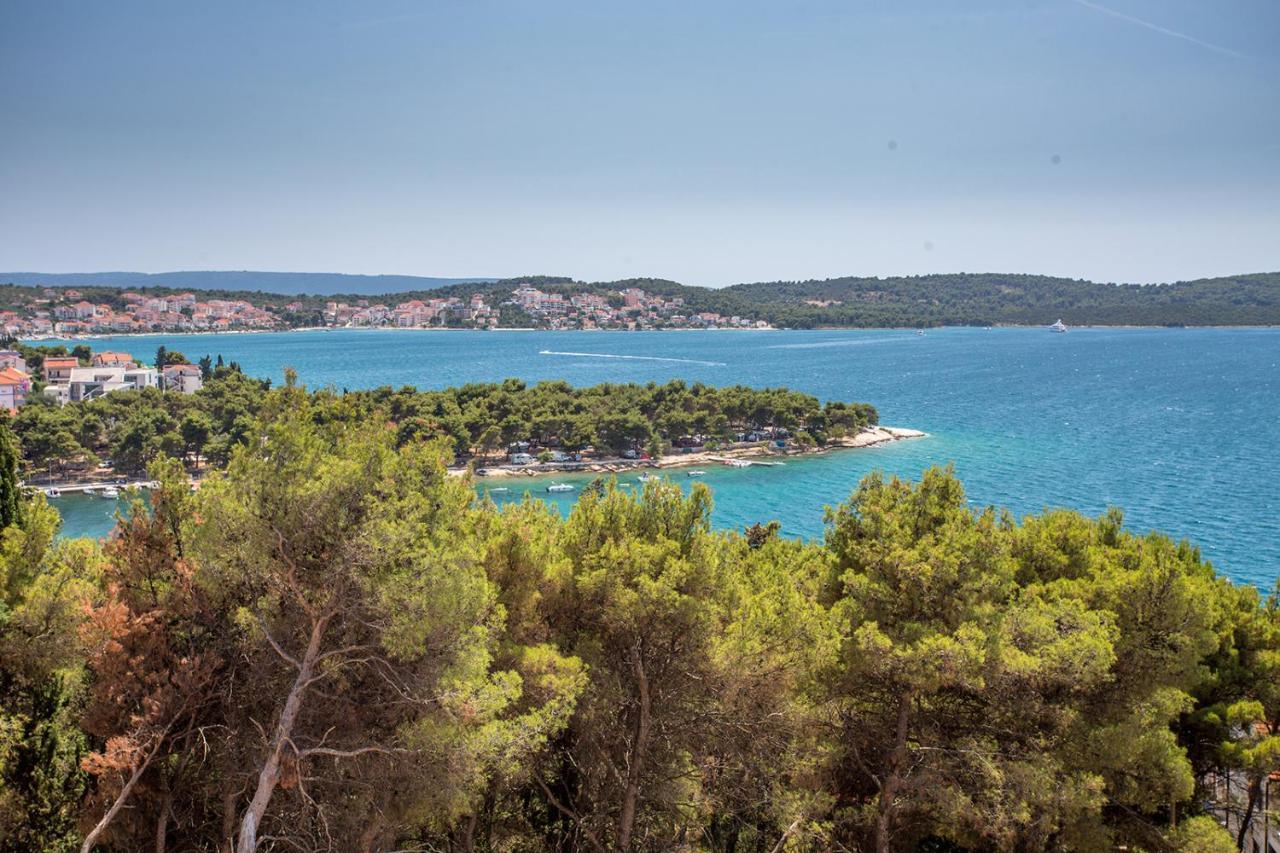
[0,419,20,529]
[0,491,100,851]
[2,380,1277,850]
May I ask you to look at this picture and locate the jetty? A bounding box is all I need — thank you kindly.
[24,479,159,495]
[705,456,785,467]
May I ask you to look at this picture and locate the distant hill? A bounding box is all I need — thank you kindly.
[0,270,496,296]
[3,270,1278,326]
[714,272,1280,327]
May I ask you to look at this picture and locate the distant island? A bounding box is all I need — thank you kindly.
[3,271,1279,335]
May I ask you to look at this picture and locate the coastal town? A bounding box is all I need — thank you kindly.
[0,347,202,413]
[325,284,770,331]
[1,282,771,336]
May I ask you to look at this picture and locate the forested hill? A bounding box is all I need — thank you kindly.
[5,270,1279,327]
[716,272,1280,327]
[411,271,1279,328]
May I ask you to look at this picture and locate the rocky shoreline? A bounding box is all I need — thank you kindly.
[459,425,927,479]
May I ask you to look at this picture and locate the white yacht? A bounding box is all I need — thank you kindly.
[686,470,706,477]
[101,486,120,499]
[545,482,573,493]
[44,487,61,498]
[637,473,660,483]
[1050,318,1068,333]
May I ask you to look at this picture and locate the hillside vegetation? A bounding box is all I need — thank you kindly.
[8,271,1279,328]
[0,382,1275,851]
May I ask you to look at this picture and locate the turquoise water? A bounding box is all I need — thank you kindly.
[54,492,134,539]
[38,327,1280,588]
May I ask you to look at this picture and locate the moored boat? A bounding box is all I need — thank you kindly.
[546,482,573,493]
[1050,318,1068,333]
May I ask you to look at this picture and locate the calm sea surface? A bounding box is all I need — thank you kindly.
[43,327,1280,588]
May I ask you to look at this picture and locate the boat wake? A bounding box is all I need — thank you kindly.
[538,350,727,366]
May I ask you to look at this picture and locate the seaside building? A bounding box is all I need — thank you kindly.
[0,367,31,412]
[42,356,80,383]
[162,363,204,394]
[54,365,159,403]
[92,350,137,368]
[0,350,28,373]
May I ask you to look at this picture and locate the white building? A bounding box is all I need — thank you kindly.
[162,364,204,394]
[50,366,160,403]
[0,350,28,373]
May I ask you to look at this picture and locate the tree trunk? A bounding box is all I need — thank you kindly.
[80,729,168,853]
[875,693,913,853]
[456,812,478,853]
[617,642,652,853]
[155,785,173,853]
[358,814,386,853]
[234,613,329,853]
[1236,773,1261,850]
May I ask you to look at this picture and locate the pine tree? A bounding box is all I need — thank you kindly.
[0,417,22,530]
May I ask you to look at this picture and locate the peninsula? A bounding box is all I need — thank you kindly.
[7,341,896,486]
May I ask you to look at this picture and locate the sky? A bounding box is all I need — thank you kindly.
[1,0,1277,286]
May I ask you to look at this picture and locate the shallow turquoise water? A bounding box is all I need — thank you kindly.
[38,327,1280,588]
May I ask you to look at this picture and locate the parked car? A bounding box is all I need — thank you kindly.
[508,452,535,465]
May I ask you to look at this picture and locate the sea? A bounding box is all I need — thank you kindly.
[41,327,1280,589]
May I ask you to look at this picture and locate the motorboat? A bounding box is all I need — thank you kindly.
[101,486,120,499]
[44,487,61,498]
[726,459,752,468]
[546,482,573,493]
[686,470,706,477]
[1050,319,1068,333]
[637,473,660,483]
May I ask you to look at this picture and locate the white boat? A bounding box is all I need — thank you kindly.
[488,487,509,493]
[637,473,660,483]
[43,487,61,498]
[726,459,752,468]
[546,483,573,493]
[101,486,120,499]
[686,470,706,477]
[1050,318,1068,333]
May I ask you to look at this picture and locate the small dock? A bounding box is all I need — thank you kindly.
[26,480,158,495]
[705,456,786,468]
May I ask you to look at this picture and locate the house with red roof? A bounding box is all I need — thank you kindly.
[92,351,137,368]
[42,356,80,383]
[0,367,31,412]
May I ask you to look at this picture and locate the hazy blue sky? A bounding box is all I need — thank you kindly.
[2,0,1276,285]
